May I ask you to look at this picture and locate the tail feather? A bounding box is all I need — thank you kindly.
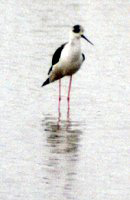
[41,78,50,87]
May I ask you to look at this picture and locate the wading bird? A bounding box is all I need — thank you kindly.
[41,25,93,113]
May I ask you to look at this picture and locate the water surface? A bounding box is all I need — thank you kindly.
[0,1,130,200]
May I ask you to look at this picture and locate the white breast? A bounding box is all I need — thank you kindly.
[58,42,83,76]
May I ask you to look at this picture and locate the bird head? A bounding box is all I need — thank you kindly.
[71,25,93,45]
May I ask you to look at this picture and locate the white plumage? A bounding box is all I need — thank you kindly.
[41,24,93,86]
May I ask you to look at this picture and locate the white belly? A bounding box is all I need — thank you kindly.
[59,43,82,75]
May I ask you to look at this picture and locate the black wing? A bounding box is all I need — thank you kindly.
[48,42,67,75]
[82,53,85,62]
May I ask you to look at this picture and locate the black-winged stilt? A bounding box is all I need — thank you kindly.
[41,25,93,114]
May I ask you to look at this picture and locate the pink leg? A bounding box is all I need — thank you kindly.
[67,76,72,118]
[67,76,72,102]
[58,79,61,115]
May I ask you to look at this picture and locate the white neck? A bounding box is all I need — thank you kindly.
[69,32,81,45]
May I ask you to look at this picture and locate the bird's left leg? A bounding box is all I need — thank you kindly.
[58,79,61,115]
[59,79,61,101]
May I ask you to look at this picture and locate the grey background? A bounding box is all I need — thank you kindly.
[0,0,130,200]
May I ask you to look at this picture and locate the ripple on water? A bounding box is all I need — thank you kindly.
[41,113,85,155]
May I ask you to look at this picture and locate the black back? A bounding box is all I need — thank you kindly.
[48,43,67,75]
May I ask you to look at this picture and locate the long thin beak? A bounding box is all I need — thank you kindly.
[81,35,94,45]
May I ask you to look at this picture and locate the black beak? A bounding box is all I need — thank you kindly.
[81,35,94,45]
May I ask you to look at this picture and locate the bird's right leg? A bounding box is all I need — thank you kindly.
[67,76,72,118]
[67,76,72,102]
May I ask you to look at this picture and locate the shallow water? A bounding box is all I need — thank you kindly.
[0,0,130,200]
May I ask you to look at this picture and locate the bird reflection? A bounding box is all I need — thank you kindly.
[43,114,82,152]
[41,113,84,199]
[57,99,70,130]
